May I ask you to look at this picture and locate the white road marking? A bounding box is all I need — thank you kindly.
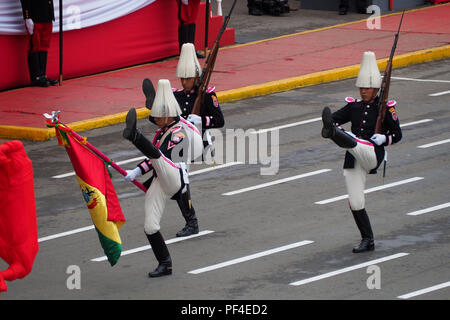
[289,253,409,286]
[222,169,332,196]
[315,177,424,205]
[429,90,450,97]
[91,230,215,262]
[391,76,450,83]
[250,116,432,136]
[53,160,242,179]
[188,162,243,176]
[417,138,450,149]
[38,225,95,243]
[252,117,322,134]
[397,281,450,299]
[188,240,314,274]
[406,202,450,216]
[400,119,433,127]
[52,156,147,179]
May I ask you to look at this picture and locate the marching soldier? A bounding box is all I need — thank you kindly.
[123,79,203,277]
[167,42,225,237]
[20,0,58,87]
[321,51,402,253]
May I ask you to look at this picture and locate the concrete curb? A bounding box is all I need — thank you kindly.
[1,47,449,141]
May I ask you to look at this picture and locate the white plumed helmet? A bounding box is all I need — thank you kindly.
[356,51,382,88]
[176,43,201,78]
[150,79,182,118]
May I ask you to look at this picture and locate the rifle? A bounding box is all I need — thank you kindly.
[191,0,238,116]
[374,10,405,134]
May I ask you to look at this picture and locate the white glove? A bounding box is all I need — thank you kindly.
[124,167,142,182]
[187,114,202,125]
[371,134,386,146]
[25,19,34,35]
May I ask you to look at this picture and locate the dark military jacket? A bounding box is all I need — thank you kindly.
[21,0,55,22]
[332,96,402,173]
[173,86,225,133]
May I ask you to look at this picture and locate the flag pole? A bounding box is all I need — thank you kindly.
[58,0,63,85]
[204,0,209,56]
[45,113,147,192]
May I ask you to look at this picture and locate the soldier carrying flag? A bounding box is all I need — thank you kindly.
[123,79,203,277]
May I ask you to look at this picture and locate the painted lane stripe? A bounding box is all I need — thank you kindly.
[38,225,95,243]
[391,76,450,83]
[188,240,314,274]
[315,177,424,205]
[51,118,433,179]
[400,119,433,127]
[429,90,450,97]
[397,281,450,299]
[251,117,431,136]
[252,117,322,134]
[91,230,215,262]
[417,138,450,149]
[406,202,450,216]
[52,156,147,179]
[53,160,242,179]
[222,169,332,196]
[188,162,243,176]
[289,253,409,286]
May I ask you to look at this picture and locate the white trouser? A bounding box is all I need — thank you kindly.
[144,154,182,235]
[343,137,378,211]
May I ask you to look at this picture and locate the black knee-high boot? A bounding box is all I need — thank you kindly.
[123,108,161,159]
[146,232,172,277]
[351,209,375,253]
[28,51,49,87]
[142,78,155,110]
[321,107,357,148]
[175,186,199,237]
[178,22,190,52]
[38,51,58,85]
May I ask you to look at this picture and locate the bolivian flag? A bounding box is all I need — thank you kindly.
[61,131,125,266]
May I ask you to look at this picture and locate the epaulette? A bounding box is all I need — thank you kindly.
[206,86,216,94]
[345,96,356,103]
[387,99,397,107]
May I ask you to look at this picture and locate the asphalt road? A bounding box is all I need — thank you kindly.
[2,58,449,302]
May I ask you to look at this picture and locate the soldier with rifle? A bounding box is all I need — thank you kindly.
[156,1,238,237]
[123,79,203,277]
[320,13,404,253]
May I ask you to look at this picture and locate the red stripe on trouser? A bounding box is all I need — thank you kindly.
[31,23,53,52]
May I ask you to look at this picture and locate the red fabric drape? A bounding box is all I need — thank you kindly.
[0,141,38,292]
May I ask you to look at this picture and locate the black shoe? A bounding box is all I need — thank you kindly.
[142,78,155,110]
[31,77,50,87]
[43,76,58,86]
[176,225,199,237]
[148,260,172,278]
[123,108,137,141]
[352,238,375,253]
[321,107,334,138]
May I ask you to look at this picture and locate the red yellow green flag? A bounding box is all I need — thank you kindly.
[62,131,125,266]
